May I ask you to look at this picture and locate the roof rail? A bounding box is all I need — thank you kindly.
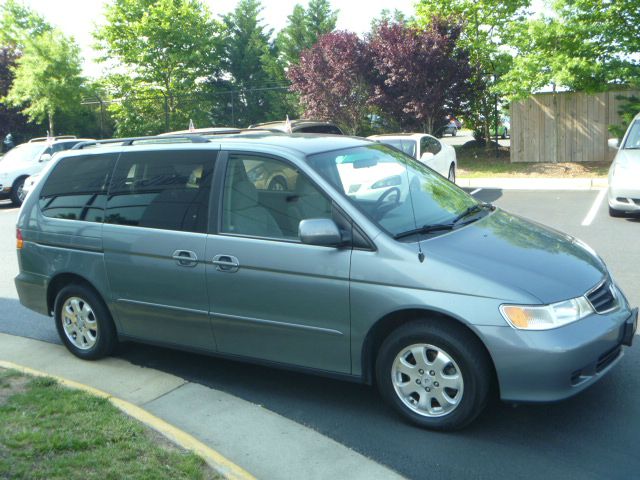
[29,135,78,143]
[71,134,210,150]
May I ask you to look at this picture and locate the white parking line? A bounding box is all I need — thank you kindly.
[582,188,607,226]
[470,188,482,195]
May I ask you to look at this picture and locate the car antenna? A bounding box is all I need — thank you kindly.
[403,159,425,263]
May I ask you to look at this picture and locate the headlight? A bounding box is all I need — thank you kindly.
[500,296,594,330]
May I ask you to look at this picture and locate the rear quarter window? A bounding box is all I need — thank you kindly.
[105,150,214,233]
[39,153,117,222]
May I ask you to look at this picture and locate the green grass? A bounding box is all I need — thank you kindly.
[0,369,221,480]
[455,145,610,178]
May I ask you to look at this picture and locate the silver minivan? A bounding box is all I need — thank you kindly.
[15,134,637,430]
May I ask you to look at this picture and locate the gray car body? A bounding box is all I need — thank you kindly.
[15,134,634,403]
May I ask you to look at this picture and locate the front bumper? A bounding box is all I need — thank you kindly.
[479,303,636,403]
[0,184,11,199]
[608,185,640,213]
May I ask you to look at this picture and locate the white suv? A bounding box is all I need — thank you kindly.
[0,137,91,206]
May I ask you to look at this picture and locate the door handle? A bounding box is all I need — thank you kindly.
[172,250,198,267]
[212,254,240,273]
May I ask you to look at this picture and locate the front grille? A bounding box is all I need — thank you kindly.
[596,345,622,373]
[586,280,617,313]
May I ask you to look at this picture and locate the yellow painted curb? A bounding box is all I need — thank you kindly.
[0,360,256,480]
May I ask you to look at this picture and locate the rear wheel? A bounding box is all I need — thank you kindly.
[376,320,491,430]
[54,284,117,360]
[10,176,27,206]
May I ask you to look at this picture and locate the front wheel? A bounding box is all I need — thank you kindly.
[10,176,27,206]
[376,320,491,430]
[54,284,117,360]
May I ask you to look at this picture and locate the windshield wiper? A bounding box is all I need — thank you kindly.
[393,203,495,240]
[393,223,455,239]
[450,203,494,224]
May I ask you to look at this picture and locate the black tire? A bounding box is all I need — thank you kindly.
[452,129,457,137]
[54,283,117,360]
[268,176,288,191]
[501,129,507,139]
[375,319,491,431]
[10,176,27,206]
[609,206,624,218]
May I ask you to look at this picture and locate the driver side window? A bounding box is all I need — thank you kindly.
[221,155,333,240]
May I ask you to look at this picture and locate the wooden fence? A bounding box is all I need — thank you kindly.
[510,90,639,163]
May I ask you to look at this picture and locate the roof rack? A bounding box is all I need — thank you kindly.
[29,135,78,143]
[71,134,210,150]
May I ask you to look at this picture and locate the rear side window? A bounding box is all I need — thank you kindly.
[105,150,214,233]
[39,154,116,222]
[297,125,343,135]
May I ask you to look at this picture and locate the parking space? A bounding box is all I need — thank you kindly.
[0,189,638,480]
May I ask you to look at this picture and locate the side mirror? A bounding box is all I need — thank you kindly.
[39,153,52,162]
[299,218,343,247]
[608,138,619,149]
[420,152,434,161]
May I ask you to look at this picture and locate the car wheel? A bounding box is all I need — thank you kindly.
[54,284,117,360]
[502,129,507,139]
[452,129,457,137]
[448,164,456,183]
[376,319,491,430]
[10,176,27,206]
[268,176,288,191]
[609,206,625,218]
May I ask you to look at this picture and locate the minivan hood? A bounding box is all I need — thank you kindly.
[426,209,606,304]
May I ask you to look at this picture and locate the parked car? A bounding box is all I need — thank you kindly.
[368,133,457,182]
[15,134,637,431]
[489,117,510,139]
[607,113,640,217]
[249,119,344,135]
[0,137,92,206]
[439,121,458,137]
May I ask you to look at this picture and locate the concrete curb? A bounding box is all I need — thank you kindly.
[457,177,608,190]
[0,360,256,480]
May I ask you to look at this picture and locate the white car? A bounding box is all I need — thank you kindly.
[368,133,457,182]
[0,137,91,206]
[608,114,640,217]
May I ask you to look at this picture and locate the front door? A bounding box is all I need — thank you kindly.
[205,153,352,373]
[103,149,217,352]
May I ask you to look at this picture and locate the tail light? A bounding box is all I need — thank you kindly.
[16,228,23,249]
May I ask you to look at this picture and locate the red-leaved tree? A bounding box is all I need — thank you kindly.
[288,31,373,135]
[368,20,474,134]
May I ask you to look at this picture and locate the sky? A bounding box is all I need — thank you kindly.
[15,0,417,78]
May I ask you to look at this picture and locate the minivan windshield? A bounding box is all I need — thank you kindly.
[308,144,480,237]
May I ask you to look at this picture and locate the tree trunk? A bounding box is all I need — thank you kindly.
[48,111,54,136]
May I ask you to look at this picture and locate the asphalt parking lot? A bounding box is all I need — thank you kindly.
[0,189,638,480]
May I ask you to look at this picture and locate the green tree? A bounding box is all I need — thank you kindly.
[223,0,289,126]
[416,0,530,144]
[0,0,52,50]
[5,30,83,134]
[95,0,225,135]
[276,0,338,66]
[501,0,640,99]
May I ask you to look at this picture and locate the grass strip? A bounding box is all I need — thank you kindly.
[0,368,221,480]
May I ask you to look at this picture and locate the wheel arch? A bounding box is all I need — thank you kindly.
[47,272,106,317]
[360,308,499,393]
